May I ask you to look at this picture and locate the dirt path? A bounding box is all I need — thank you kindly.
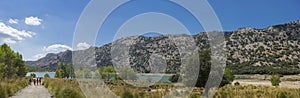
[11,84,53,98]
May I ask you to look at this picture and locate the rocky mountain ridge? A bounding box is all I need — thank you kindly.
[26,20,300,74]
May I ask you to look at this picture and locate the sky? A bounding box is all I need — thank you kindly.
[0,0,299,61]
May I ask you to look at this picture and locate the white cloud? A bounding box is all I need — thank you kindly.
[0,22,35,44]
[8,19,19,24]
[43,44,72,52]
[25,16,42,26]
[30,44,72,60]
[76,42,91,50]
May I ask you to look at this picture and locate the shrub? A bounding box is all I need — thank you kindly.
[169,74,180,83]
[271,74,281,86]
[44,73,50,78]
[58,88,84,98]
[234,82,240,86]
[30,73,36,78]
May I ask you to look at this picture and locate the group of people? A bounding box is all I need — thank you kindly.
[29,78,42,86]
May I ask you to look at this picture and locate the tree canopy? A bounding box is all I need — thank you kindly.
[0,43,27,78]
[96,66,116,80]
[55,63,75,78]
[181,49,234,87]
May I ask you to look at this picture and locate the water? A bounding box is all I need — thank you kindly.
[26,72,56,78]
[26,72,172,82]
[137,74,171,82]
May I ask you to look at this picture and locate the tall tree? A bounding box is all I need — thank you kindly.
[183,49,234,87]
[0,43,27,78]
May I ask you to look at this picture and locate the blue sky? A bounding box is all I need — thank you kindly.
[0,0,299,61]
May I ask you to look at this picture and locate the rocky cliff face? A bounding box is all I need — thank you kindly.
[26,20,300,72]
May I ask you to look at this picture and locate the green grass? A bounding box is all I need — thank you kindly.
[0,78,29,98]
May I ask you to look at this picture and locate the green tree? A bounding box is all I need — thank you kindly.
[271,74,281,86]
[55,63,75,78]
[183,49,234,87]
[66,65,75,78]
[55,69,64,78]
[75,69,84,78]
[169,74,180,83]
[59,63,68,78]
[118,66,137,80]
[0,43,27,78]
[97,66,116,80]
[44,73,50,78]
[220,68,235,86]
[82,68,92,78]
[30,73,36,78]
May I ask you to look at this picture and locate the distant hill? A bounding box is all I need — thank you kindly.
[26,20,300,74]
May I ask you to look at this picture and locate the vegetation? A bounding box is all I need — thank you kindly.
[44,73,50,78]
[26,65,50,72]
[96,66,116,80]
[220,68,235,86]
[228,63,300,75]
[55,63,75,78]
[0,44,28,98]
[30,73,36,78]
[0,43,27,78]
[168,74,180,83]
[215,85,300,98]
[271,74,281,86]
[75,68,92,78]
[43,78,84,98]
[118,66,137,80]
[181,49,234,87]
[0,78,29,98]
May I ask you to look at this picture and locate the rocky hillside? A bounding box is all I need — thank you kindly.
[26,20,300,74]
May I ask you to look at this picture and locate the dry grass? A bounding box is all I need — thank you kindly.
[215,85,300,98]
[0,78,29,98]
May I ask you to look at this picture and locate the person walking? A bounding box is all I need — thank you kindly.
[37,78,39,85]
[39,78,42,85]
[33,78,36,86]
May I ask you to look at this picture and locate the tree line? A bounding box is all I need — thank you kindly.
[0,44,27,78]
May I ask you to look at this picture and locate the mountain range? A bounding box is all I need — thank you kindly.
[26,20,300,74]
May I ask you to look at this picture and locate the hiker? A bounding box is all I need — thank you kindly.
[37,78,39,85]
[33,78,36,85]
[39,78,42,85]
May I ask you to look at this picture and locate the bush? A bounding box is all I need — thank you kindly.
[30,73,36,78]
[271,74,281,86]
[44,73,50,78]
[169,74,180,83]
[234,82,240,86]
[58,88,84,98]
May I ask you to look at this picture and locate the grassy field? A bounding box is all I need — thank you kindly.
[42,77,300,98]
[0,78,29,98]
[234,74,300,88]
[42,78,85,98]
[215,85,300,98]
